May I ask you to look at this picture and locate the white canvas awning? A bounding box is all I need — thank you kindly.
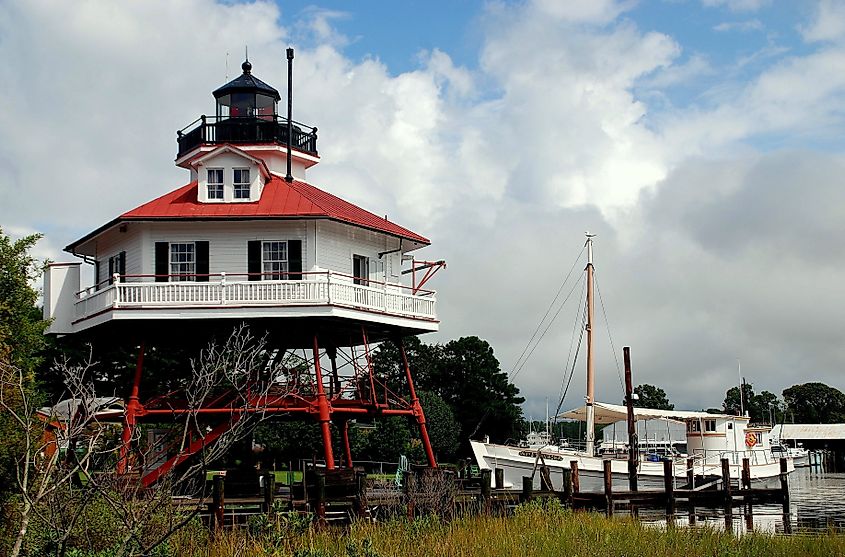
[558,401,745,425]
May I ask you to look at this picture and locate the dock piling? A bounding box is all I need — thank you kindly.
[561,468,572,506]
[663,459,675,517]
[603,460,613,517]
[212,474,225,531]
[780,457,790,515]
[480,469,492,510]
[521,476,533,503]
[570,461,580,494]
[721,458,732,518]
[494,467,504,490]
[262,470,275,513]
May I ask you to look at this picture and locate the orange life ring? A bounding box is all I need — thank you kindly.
[745,432,757,447]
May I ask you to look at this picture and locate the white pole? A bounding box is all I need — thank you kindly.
[737,359,744,417]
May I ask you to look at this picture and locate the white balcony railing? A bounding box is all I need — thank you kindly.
[73,271,437,323]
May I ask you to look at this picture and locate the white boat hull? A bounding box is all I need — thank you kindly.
[470,440,793,492]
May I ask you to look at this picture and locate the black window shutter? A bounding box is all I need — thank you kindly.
[118,251,126,282]
[108,257,115,285]
[155,242,169,282]
[195,241,209,282]
[95,260,101,290]
[248,240,261,281]
[288,240,302,280]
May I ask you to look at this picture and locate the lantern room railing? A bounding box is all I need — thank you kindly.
[73,271,436,323]
[177,115,318,158]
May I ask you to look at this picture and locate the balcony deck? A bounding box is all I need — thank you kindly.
[70,271,437,335]
[177,115,318,158]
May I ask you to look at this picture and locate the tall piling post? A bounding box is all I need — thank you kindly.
[663,459,675,517]
[623,347,638,492]
[780,457,790,515]
[721,458,733,519]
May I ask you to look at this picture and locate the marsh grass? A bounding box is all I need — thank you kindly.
[167,499,845,557]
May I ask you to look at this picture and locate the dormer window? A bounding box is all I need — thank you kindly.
[234,168,250,199]
[207,169,224,200]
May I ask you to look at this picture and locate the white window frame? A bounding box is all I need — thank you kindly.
[207,168,224,200]
[170,242,195,282]
[262,240,288,280]
[233,168,250,200]
[704,419,717,432]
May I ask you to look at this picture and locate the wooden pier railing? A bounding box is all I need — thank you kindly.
[182,457,792,531]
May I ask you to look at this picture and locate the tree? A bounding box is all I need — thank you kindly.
[433,337,524,448]
[417,390,459,461]
[633,384,674,410]
[371,336,524,456]
[723,383,755,417]
[723,383,784,424]
[0,228,48,371]
[0,228,48,507]
[782,383,845,424]
[2,326,283,557]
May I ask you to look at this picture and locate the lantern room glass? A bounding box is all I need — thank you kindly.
[216,92,277,120]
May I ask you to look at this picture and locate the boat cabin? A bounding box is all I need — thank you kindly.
[562,401,774,464]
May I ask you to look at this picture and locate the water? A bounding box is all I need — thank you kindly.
[642,467,845,534]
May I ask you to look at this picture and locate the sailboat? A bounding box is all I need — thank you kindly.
[470,234,794,491]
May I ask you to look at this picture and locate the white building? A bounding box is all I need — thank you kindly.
[44,59,438,344]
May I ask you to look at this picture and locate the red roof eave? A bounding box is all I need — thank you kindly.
[66,177,429,253]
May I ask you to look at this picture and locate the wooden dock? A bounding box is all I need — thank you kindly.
[179,457,792,530]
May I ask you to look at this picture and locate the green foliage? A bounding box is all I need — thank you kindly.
[255,419,326,464]
[14,488,198,557]
[783,382,845,423]
[168,502,845,557]
[372,336,524,456]
[723,383,784,424]
[358,416,412,462]
[416,391,459,460]
[0,227,48,370]
[633,384,674,410]
[0,228,49,506]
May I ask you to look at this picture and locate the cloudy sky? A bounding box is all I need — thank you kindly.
[2,0,844,418]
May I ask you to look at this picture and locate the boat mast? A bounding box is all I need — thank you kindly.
[585,233,596,456]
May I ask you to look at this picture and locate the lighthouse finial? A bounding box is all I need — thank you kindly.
[242,46,252,74]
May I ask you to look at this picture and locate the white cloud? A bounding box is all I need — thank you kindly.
[714,19,764,32]
[801,0,845,44]
[702,0,771,12]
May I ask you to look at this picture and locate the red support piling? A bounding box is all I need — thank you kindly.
[341,419,354,468]
[119,341,144,474]
[312,335,335,470]
[399,338,437,468]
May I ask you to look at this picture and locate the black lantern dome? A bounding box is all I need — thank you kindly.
[176,58,317,159]
[212,60,281,119]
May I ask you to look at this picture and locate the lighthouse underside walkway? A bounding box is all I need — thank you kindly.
[111,332,437,488]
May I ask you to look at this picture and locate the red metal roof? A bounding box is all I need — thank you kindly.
[118,176,429,244]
